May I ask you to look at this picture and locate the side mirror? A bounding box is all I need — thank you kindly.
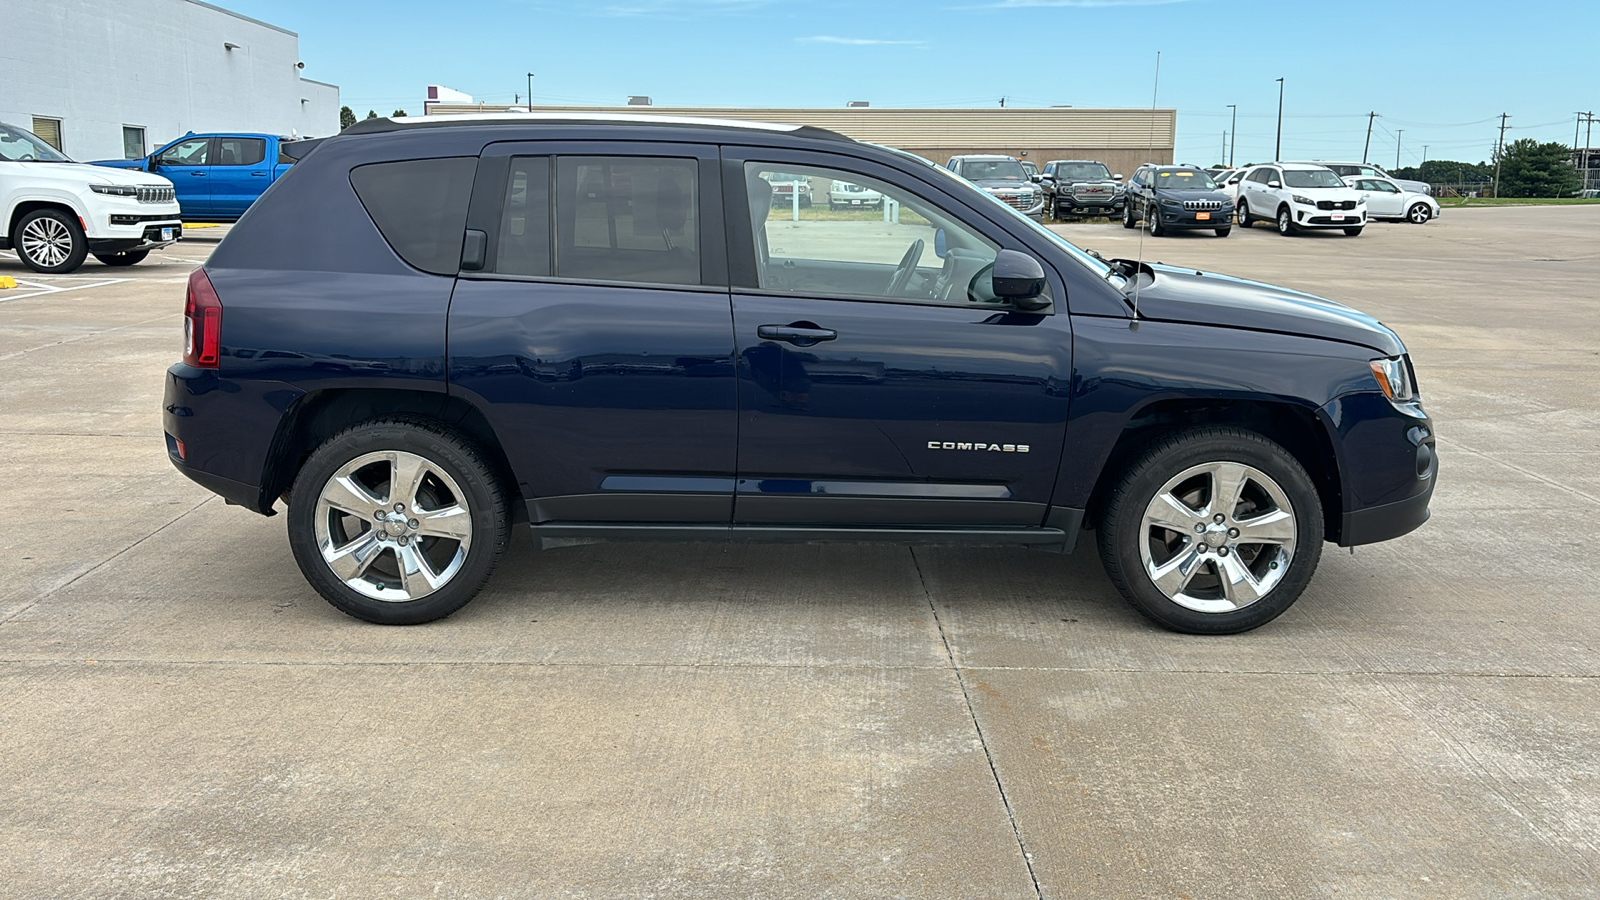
[993,249,1050,311]
[1267,180,1281,189]
[934,228,947,258]
[1029,174,1042,183]
[1113,173,1124,180]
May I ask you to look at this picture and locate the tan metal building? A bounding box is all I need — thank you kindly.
[424,105,1175,176]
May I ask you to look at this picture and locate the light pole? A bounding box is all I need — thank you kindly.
[1396,130,1403,169]
[1227,104,1237,166]
[1274,79,1284,160]
[526,73,535,111]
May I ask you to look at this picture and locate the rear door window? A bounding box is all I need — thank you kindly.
[215,137,266,166]
[350,157,477,275]
[554,156,699,286]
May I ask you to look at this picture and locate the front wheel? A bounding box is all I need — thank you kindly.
[1343,226,1364,236]
[1122,202,1137,229]
[1276,206,1297,236]
[14,209,88,274]
[92,250,151,267]
[1406,203,1432,224]
[1236,200,1252,228]
[288,418,509,625]
[1214,227,1232,238]
[1148,204,1165,236]
[1096,427,1324,634]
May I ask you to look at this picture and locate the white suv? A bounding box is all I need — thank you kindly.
[1,121,182,273]
[1236,163,1367,236]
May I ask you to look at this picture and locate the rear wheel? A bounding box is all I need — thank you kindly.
[14,209,87,274]
[1097,427,1324,634]
[1276,206,1296,236]
[1122,202,1137,229]
[92,250,150,267]
[288,418,509,625]
[1406,203,1431,224]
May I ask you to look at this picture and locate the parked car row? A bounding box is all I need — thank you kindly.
[1,120,302,273]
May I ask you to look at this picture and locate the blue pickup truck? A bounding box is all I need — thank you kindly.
[93,132,294,221]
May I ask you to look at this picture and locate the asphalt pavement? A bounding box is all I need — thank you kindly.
[1,210,1597,898]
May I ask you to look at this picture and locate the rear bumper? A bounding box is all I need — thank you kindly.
[163,363,301,515]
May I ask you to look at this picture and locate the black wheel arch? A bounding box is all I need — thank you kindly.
[1082,398,1344,544]
[259,388,525,522]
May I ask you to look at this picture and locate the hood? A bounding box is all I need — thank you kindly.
[91,157,148,170]
[1153,188,1229,201]
[5,160,174,188]
[1131,265,1405,356]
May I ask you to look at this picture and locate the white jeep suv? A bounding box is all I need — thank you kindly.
[1,121,182,274]
[1236,163,1367,236]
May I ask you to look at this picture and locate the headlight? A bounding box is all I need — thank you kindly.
[1291,194,1314,206]
[89,184,138,197]
[1369,356,1418,402]
[1356,197,1367,205]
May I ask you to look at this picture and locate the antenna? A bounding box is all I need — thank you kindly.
[1131,50,1160,322]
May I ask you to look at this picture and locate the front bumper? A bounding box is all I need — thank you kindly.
[87,219,182,253]
[1291,205,1367,228]
[1155,207,1233,228]
[1057,195,1125,216]
[1323,392,1436,546]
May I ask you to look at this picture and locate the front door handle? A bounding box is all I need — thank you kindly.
[190,171,206,176]
[758,323,837,346]
[250,171,268,176]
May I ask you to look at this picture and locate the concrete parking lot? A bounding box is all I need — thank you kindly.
[2,209,1597,898]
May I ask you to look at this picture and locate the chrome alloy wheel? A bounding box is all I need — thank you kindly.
[20,216,73,268]
[1408,203,1431,224]
[1138,461,1297,614]
[313,450,473,602]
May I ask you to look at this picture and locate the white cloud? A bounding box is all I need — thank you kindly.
[796,35,927,46]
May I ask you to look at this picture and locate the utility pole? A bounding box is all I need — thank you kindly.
[527,73,535,111]
[1362,112,1380,163]
[1221,130,1228,163]
[1395,130,1403,169]
[1493,113,1511,198]
[1422,145,1429,164]
[998,97,1006,108]
[1274,79,1284,160]
[1227,104,1238,166]
[1582,112,1597,191]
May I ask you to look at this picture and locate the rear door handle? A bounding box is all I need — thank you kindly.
[758,324,837,345]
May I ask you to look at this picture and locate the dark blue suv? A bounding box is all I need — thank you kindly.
[164,114,1435,634]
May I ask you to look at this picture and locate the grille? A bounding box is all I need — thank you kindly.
[1316,199,1357,210]
[1182,199,1225,211]
[996,193,1033,209]
[1072,186,1112,199]
[137,185,175,203]
[1309,216,1359,225]
[110,213,181,225]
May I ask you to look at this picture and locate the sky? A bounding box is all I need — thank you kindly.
[226,0,1600,167]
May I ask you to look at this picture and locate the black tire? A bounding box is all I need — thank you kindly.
[1122,202,1137,229]
[13,208,88,274]
[1236,200,1252,228]
[1343,226,1364,236]
[287,418,510,625]
[828,200,837,211]
[1148,203,1165,237]
[1096,427,1324,635]
[800,196,812,209]
[1214,227,1232,237]
[92,250,151,267]
[1276,206,1297,236]
[1406,202,1431,224]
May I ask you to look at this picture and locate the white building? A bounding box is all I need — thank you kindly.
[2,0,340,161]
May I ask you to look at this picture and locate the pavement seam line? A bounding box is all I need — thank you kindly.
[0,310,180,363]
[0,495,215,627]
[1436,435,1600,507]
[910,546,1046,900]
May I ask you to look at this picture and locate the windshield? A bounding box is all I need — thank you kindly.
[0,123,72,162]
[1058,163,1111,181]
[960,159,1027,182]
[1154,169,1219,189]
[1283,169,1348,188]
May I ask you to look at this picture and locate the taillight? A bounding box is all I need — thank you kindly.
[184,267,222,369]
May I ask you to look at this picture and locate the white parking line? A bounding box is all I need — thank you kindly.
[0,278,128,303]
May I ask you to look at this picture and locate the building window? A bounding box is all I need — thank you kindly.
[31,116,63,151]
[122,126,146,159]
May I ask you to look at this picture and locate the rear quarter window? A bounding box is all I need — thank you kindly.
[350,157,477,275]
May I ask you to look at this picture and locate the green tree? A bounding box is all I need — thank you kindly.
[1496,139,1581,197]
[339,106,357,130]
[365,110,378,120]
[1394,159,1492,187]
[392,109,408,118]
